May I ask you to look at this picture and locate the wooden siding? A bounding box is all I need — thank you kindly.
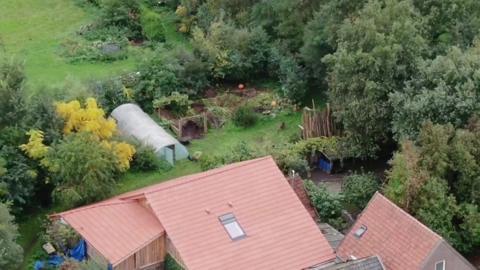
[87,241,109,269]
[114,236,166,270]
[166,236,186,269]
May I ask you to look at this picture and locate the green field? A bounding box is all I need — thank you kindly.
[0,0,137,90]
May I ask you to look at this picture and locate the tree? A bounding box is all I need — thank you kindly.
[301,0,368,83]
[413,0,480,53]
[384,141,429,211]
[0,146,38,213]
[0,202,23,269]
[0,58,26,129]
[391,44,480,140]
[341,173,379,211]
[385,121,480,253]
[322,0,427,157]
[46,133,120,208]
[413,178,463,249]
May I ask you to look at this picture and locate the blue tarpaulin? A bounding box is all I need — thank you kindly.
[34,240,87,269]
[69,239,87,261]
[34,255,64,270]
[319,158,333,173]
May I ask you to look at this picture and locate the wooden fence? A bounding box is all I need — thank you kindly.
[301,104,340,139]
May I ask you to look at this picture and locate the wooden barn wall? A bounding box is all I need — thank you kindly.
[114,235,165,270]
[166,236,186,269]
[86,241,109,269]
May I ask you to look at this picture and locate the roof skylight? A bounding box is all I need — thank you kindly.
[354,225,367,238]
[219,213,246,241]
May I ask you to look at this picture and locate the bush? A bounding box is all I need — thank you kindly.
[131,146,163,172]
[270,49,307,104]
[341,173,379,211]
[153,92,191,117]
[140,8,166,42]
[192,20,270,81]
[304,180,346,230]
[42,220,81,251]
[60,37,128,63]
[232,106,258,128]
[199,141,257,171]
[134,47,209,112]
[100,0,143,40]
[91,78,133,114]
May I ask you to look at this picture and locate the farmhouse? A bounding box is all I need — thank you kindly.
[53,156,336,270]
[336,192,476,270]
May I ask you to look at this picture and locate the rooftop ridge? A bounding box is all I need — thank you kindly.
[55,199,137,217]
[120,156,274,199]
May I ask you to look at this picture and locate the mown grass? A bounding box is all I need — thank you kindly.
[0,0,139,91]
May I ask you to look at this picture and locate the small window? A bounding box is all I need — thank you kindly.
[435,260,445,270]
[354,225,367,238]
[219,213,246,241]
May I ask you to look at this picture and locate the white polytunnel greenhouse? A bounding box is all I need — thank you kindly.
[110,103,189,165]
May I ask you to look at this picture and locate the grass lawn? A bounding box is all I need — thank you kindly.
[0,0,137,91]
[18,111,301,269]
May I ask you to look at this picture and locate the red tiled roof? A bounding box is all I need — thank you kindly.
[336,192,441,269]
[58,156,335,269]
[60,200,164,266]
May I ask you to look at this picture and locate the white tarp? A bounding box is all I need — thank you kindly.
[111,103,189,165]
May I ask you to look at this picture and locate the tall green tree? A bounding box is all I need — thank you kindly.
[391,44,480,140]
[0,59,26,129]
[0,202,23,269]
[413,0,480,53]
[322,0,427,157]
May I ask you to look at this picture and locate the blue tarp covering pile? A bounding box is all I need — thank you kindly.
[34,239,87,269]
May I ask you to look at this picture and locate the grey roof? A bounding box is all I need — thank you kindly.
[313,256,385,270]
[318,223,344,250]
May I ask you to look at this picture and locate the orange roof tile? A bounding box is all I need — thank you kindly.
[60,200,164,266]
[58,156,335,269]
[336,192,441,269]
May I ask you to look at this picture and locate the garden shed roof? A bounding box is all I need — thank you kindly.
[56,156,336,269]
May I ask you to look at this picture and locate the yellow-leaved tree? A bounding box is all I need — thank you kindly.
[22,97,136,172]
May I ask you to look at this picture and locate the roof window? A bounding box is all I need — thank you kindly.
[354,225,367,238]
[435,260,445,270]
[219,213,246,241]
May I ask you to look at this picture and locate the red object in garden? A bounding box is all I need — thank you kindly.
[238,83,245,90]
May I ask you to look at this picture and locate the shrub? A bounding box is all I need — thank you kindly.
[140,8,166,42]
[153,92,191,117]
[100,0,143,40]
[134,47,209,112]
[199,141,257,171]
[42,220,81,251]
[232,106,258,128]
[270,49,307,104]
[192,20,270,81]
[91,78,133,114]
[60,37,128,63]
[341,173,379,211]
[131,146,161,172]
[304,180,346,230]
